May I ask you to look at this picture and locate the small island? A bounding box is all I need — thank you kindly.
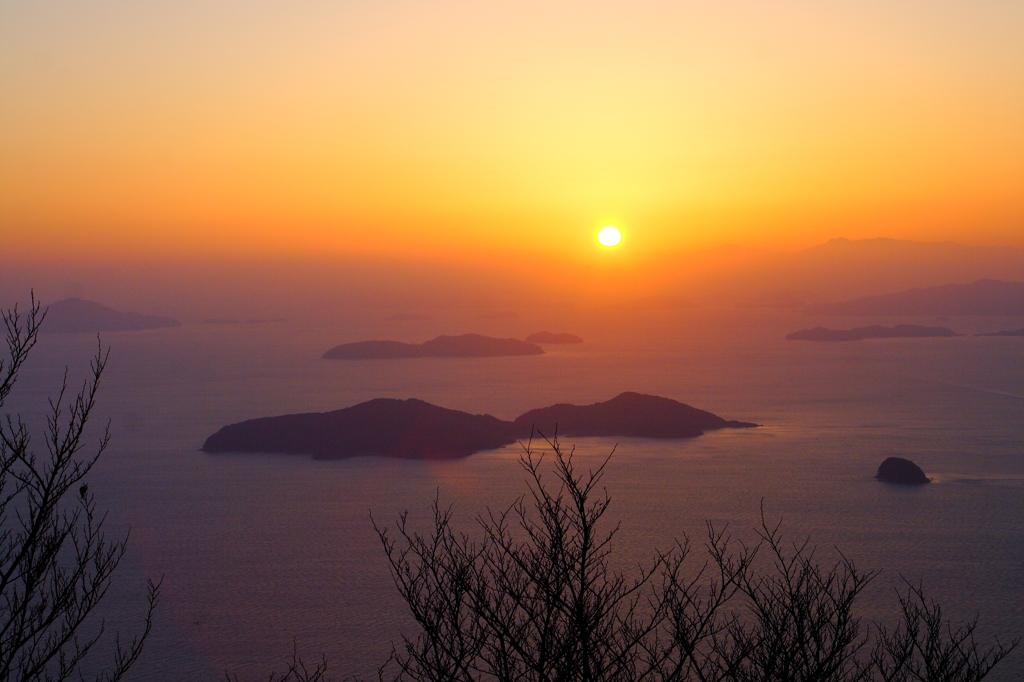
[202,398,515,460]
[203,317,287,325]
[385,313,432,321]
[203,392,758,459]
[42,298,181,334]
[977,328,1024,337]
[512,392,757,439]
[525,332,584,344]
[323,333,544,359]
[875,457,930,485]
[785,325,958,342]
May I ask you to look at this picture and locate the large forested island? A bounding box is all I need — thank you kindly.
[786,325,958,342]
[202,392,758,459]
[511,392,757,438]
[202,399,515,459]
[323,333,543,359]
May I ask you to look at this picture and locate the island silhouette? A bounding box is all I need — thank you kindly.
[976,327,1024,337]
[511,392,757,438]
[203,317,287,325]
[41,298,181,334]
[786,325,958,342]
[322,333,543,359]
[807,279,1024,316]
[875,457,931,485]
[202,399,514,460]
[525,332,584,344]
[202,392,758,459]
[384,313,432,321]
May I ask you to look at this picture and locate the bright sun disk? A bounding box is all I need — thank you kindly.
[598,226,621,247]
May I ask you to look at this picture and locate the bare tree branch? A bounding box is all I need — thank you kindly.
[0,296,160,682]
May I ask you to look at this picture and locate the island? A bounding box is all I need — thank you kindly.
[385,313,432,321]
[202,398,515,460]
[875,457,930,485]
[977,328,1024,337]
[203,317,287,325]
[323,333,544,359]
[785,325,958,342]
[511,392,757,439]
[807,279,1024,316]
[525,332,584,344]
[42,298,181,334]
[203,392,758,459]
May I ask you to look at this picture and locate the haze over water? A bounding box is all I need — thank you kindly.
[4,2,1024,679]
[9,309,1023,681]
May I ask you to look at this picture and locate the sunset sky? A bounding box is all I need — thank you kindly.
[3,0,1024,272]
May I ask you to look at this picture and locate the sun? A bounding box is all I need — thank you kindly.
[597,226,621,247]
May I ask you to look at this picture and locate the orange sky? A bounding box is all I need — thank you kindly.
[2,0,1024,271]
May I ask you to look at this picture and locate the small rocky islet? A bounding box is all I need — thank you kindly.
[201,392,758,460]
[875,457,930,485]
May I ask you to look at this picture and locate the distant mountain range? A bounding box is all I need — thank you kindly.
[10,237,1024,319]
[42,298,181,333]
[806,280,1024,316]
[669,238,1024,308]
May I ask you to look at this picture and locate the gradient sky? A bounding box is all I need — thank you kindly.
[3,0,1024,270]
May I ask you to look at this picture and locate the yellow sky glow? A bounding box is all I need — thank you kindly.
[2,0,1023,271]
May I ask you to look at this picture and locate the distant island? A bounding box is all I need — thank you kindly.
[785,325,958,342]
[875,457,930,485]
[525,332,584,344]
[323,333,544,359]
[42,298,181,334]
[977,327,1024,337]
[512,392,757,439]
[807,279,1024,316]
[202,398,515,460]
[385,313,432,321]
[203,392,757,459]
[203,317,287,325]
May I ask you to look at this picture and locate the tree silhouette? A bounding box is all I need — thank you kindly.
[0,296,159,682]
[376,438,1016,682]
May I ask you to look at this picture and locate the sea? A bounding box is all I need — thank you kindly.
[6,308,1024,681]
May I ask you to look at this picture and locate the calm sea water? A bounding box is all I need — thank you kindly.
[8,309,1024,681]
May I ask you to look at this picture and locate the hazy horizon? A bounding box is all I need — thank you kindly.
[4,236,1024,323]
[2,3,1023,681]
